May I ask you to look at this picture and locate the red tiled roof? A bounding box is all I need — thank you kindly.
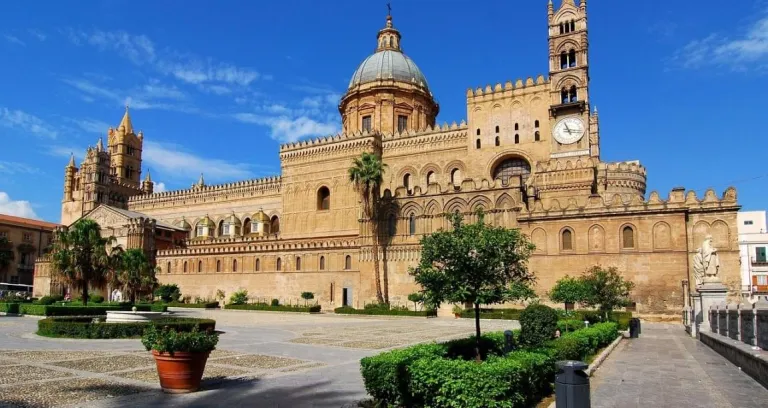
[0,213,60,230]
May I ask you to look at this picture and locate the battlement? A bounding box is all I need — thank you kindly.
[535,156,599,173]
[279,130,376,153]
[600,160,647,176]
[467,75,549,100]
[157,235,359,257]
[127,176,282,207]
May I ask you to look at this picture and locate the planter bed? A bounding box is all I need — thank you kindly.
[164,302,220,309]
[226,304,321,313]
[334,306,437,317]
[0,303,167,316]
[37,317,216,339]
[458,308,632,330]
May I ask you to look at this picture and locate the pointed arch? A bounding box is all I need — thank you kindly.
[531,228,547,254]
[495,193,515,210]
[711,220,730,250]
[424,199,441,216]
[444,197,468,215]
[588,224,605,252]
[652,221,672,249]
[468,195,492,212]
[560,227,575,251]
[692,221,710,249]
[620,223,637,249]
[400,201,423,217]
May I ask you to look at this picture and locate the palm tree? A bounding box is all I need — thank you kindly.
[349,152,388,304]
[49,219,115,305]
[113,248,158,304]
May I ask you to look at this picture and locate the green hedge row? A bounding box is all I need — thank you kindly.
[226,303,321,313]
[459,308,632,331]
[37,317,216,339]
[360,323,620,408]
[335,306,437,317]
[0,303,167,316]
[459,308,523,320]
[165,301,219,309]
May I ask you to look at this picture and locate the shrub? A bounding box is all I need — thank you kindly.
[142,324,219,353]
[459,308,523,320]
[270,298,280,306]
[442,331,511,361]
[334,306,437,317]
[90,295,105,304]
[226,303,321,313]
[37,317,216,339]
[0,303,20,314]
[51,295,64,302]
[229,289,248,305]
[166,301,219,309]
[519,304,559,347]
[19,304,47,315]
[37,296,56,305]
[557,319,586,333]
[300,292,314,301]
[154,284,181,303]
[547,322,619,361]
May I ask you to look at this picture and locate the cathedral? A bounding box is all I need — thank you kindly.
[35,1,741,314]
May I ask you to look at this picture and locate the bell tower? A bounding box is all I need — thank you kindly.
[547,0,597,159]
[108,106,143,187]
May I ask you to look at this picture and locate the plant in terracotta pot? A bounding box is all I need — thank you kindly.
[142,325,219,393]
[452,304,463,319]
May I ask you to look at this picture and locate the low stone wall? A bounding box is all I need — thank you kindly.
[699,330,768,389]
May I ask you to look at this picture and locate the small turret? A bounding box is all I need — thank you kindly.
[96,137,104,152]
[66,153,76,168]
[193,173,206,189]
[63,153,76,202]
[119,105,134,134]
[142,169,154,194]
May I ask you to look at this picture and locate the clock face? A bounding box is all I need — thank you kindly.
[553,117,586,145]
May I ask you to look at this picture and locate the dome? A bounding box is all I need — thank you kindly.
[348,50,430,91]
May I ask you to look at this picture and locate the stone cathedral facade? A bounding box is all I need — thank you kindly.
[35,1,741,314]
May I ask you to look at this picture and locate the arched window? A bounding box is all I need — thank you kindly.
[476,139,481,149]
[476,128,480,136]
[514,134,520,144]
[243,218,251,234]
[535,120,540,128]
[233,259,237,272]
[216,260,221,272]
[535,131,541,142]
[389,36,393,47]
[409,214,416,236]
[561,88,569,104]
[388,214,397,236]
[255,258,260,271]
[570,20,576,32]
[270,215,280,234]
[493,157,531,183]
[564,22,570,33]
[167,262,171,274]
[562,229,574,251]
[622,226,635,249]
[451,168,461,187]
[183,261,187,273]
[495,125,499,133]
[276,257,282,271]
[515,123,519,131]
[560,52,567,69]
[198,260,202,273]
[569,86,578,103]
[403,174,411,191]
[559,23,564,34]
[317,186,331,210]
[345,255,352,270]
[495,136,500,146]
[427,171,436,185]
[319,256,325,270]
[217,220,224,237]
[296,257,301,271]
[569,49,577,68]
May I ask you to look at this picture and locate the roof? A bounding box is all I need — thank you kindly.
[0,214,60,230]
[106,206,185,231]
[348,50,429,91]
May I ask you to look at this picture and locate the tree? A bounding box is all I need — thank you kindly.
[580,265,635,320]
[407,292,424,311]
[49,219,116,306]
[154,283,181,303]
[113,249,158,304]
[349,152,388,304]
[548,275,587,310]
[301,291,314,306]
[411,211,536,360]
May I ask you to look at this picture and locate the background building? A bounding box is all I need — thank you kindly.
[738,211,768,294]
[0,214,59,285]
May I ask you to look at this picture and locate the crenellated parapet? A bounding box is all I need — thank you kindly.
[382,122,468,156]
[278,130,380,164]
[157,235,359,258]
[466,75,549,101]
[127,176,282,210]
[598,160,648,198]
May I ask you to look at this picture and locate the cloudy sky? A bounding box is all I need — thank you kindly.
[1,0,767,222]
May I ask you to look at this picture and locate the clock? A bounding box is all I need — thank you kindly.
[553,117,586,145]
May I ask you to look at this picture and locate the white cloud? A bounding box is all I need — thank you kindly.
[46,146,83,162]
[0,107,57,138]
[28,29,46,41]
[0,192,38,219]
[233,113,339,143]
[143,141,253,182]
[62,78,195,113]
[0,161,40,175]
[673,11,768,71]
[66,118,111,134]
[3,35,25,46]
[199,84,232,95]
[154,182,167,193]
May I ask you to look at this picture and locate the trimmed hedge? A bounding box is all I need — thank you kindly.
[557,319,586,333]
[459,308,523,320]
[37,317,216,339]
[227,303,321,313]
[0,302,167,316]
[459,308,632,330]
[165,301,219,309]
[0,303,20,314]
[360,323,620,408]
[335,306,437,317]
[519,304,559,347]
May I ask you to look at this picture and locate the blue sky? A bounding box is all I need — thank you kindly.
[1,0,767,223]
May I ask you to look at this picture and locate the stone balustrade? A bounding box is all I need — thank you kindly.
[708,298,768,350]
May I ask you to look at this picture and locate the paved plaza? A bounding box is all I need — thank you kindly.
[0,309,517,407]
[591,323,768,408]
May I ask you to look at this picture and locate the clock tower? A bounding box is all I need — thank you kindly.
[547,0,598,159]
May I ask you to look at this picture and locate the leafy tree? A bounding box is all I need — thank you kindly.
[549,275,588,310]
[407,292,424,311]
[349,152,388,304]
[580,265,635,319]
[0,236,14,277]
[301,291,314,306]
[230,289,248,305]
[113,249,158,304]
[154,283,181,303]
[410,211,536,360]
[49,219,117,306]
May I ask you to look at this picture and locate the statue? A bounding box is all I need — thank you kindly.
[693,235,720,286]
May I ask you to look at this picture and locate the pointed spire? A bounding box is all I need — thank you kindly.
[198,173,205,186]
[144,169,152,183]
[67,153,76,168]
[119,105,134,134]
[548,0,554,17]
[96,137,104,152]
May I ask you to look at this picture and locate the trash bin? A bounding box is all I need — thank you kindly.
[555,360,590,408]
[629,318,640,338]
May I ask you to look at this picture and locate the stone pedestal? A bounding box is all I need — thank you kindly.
[692,282,728,338]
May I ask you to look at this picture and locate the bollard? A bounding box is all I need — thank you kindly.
[503,330,515,354]
[555,360,590,408]
[629,318,640,338]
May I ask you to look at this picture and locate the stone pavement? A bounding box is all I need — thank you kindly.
[591,323,768,408]
[0,310,518,408]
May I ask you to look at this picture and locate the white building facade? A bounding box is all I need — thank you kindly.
[738,211,768,294]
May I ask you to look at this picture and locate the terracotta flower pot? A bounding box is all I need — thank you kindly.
[151,350,210,393]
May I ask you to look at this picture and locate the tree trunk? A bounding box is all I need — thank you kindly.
[382,244,389,304]
[130,291,136,305]
[370,221,384,304]
[82,284,89,306]
[474,302,482,362]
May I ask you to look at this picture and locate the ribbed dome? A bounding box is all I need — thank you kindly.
[348,50,429,91]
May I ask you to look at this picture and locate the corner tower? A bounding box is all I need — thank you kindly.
[339,10,439,135]
[108,106,143,188]
[547,0,598,159]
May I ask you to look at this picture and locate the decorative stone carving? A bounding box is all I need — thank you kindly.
[693,235,720,286]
